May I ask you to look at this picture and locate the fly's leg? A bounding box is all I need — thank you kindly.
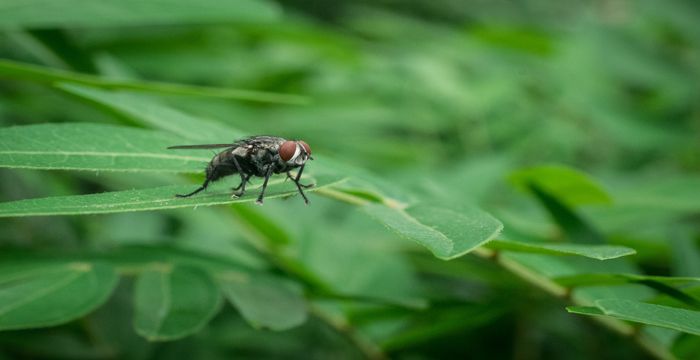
[287,164,312,205]
[256,164,275,205]
[231,173,251,198]
[176,181,208,198]
[176,176,211,197]
[232,173,251,191]
[286,165,314,189]
[229,155,252,198]
[230,156,248,186]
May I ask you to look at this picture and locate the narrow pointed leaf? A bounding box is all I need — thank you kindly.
[57,83,245,141]
[0,262,118,330]
[486,240,636,260]
[0,172,345,217]
[134,266,221,341]
[529,184,605,244]
[219,273,307,331]
[567,299,700,336]
[0,0,280,28]
[0,60,307,104]
[509,165,612,206]
[0,123,207,173]
[555,273,700,287]
[555,273,700,307]
[364,203,503,260]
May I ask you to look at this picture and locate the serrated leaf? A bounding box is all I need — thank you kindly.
[509,164,612,206]
[219,273,307,331]
[0,262,118,330]
[0,123,206,173]
[0,59,307,104]
[57,83,245,142]
[0,0,280,28]
[364,203,503,260]
[133,265,221,341]
[486,239,636,260]
[0,172,345,217]
[567,299,700,336]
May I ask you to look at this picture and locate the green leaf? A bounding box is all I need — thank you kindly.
[0,262,118,330]
[0,0,280,28]
[556,273,700,308]
[529,184,605,244]
[565,306,605,316]
[486,239,636,260]
[554,273,700,287]
[0,59,307,104]
[0,172,345,217]
[615,176,700,212]
[133,265,221,341]
[99,245,260,274]
[567,299,700,336]
[0,123,206,173]
[57,83,245,142]
[509,164,612,206]
[219,273,307,331]
[230,204,292,246]
[364,203,503,260]
[671,228,700,277]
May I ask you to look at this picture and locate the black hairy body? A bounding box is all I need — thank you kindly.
[169,136,314,204]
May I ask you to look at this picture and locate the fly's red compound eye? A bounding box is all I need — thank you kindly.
[279,141,297,162]
[299,141,311,155]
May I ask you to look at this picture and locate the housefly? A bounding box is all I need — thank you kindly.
[168,136,314,205]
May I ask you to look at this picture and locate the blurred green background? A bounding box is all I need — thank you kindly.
[1,0,699,359]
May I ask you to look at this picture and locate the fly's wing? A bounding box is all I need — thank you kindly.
[167,143,235,149]
[168,136,285,150]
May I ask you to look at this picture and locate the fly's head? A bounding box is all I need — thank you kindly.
[279,140,312,166]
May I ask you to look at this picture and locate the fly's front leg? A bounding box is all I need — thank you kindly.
[287,164,312,205]
[286,164,314,188]
[256,164,275,205]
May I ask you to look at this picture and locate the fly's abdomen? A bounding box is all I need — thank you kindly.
[205,152,238,182]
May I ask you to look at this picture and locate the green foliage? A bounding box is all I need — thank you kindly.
[1,0,699,359]
[0,123,204,172]
[0,261,117,330]
[365,202,503,260]
[486,240,636,260]
[134,266,221,341]
[568,300,700,336]
[0,174,343,216]
[508,165,612,206]
[219,273,307,331]
[0,0,280,28]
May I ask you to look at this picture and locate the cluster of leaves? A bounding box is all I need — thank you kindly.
[1,0,699,359]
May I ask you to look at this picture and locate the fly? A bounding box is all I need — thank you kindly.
[168,136,314,205]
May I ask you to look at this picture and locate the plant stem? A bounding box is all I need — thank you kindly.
[472,247,675,360]
[310,304,388,360]
[295,187,675,359]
